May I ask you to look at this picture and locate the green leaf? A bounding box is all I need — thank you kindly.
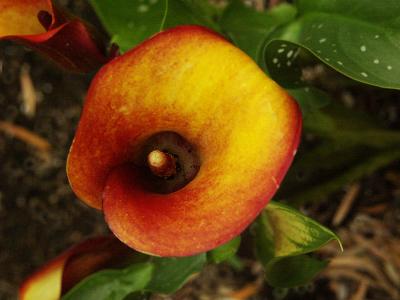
[90,0,219,53]
[264,40,304,88]
[220,0,296,62]
[290,87,400,147]
[256,202,342,259]
[146,254,206,294]
[62,263,154,300]
[253,202,339,287]
[180,0,223,20]
[265,0,400,89]
[208,236,241,263]
[278,96,400,204]
[253,208,275,265]
[226,255,245,271]
[288,86,330,115]
[265,255,328,288]
[283,145,400,205]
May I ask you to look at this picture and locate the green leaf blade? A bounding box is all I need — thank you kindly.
[146,254,206,294]
[62,263,154,300]
[90,0,219,53]
[220,0,296,62]
[266,0,400,89]
[265,255,328,288]
[254,201,341,287]
[90,0,166,52]
[264,202,342,257]
[207,236,241,264]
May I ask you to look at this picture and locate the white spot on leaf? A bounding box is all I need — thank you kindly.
[361,72,368,77]
[360,45,367,52]
[278,48,285,53]
[319,38,327,43]
[337,61,343,65]
[373,59,380,64]
[387,65,393,70]
[272,58,279,64]
[287,50,294,58]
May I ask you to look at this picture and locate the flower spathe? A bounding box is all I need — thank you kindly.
[0,0,109,73]
[67,25,302,257]
[19,236,132,300]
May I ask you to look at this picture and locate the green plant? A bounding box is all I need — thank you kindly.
[2,0,399,299]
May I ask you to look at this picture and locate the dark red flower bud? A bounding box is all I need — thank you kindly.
[0,0,111,73]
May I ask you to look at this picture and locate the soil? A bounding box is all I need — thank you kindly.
[1,1,400,300]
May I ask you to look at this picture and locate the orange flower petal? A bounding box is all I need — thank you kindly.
[67,25,302,256]
[19,236,132,300]
[0,0,108,73]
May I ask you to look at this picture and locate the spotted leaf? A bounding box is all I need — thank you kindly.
[265,0,400,89]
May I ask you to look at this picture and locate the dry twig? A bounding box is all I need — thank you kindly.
[349,281,368,300]
[229,282,261,300]
[0,121,51,154]
[20,64,38,118]
[321,212,400,300]
[332,183,361,226]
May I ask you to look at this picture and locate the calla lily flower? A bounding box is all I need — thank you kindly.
[19,236,132,300]
[0,0,109,72]
[67,25,302,257]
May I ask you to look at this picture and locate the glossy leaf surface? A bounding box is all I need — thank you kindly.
[62,263,153,300]
[90,0,218,52]
[254,201,341,287]
[208,236,241,264]
[265,255,328,288]
[220,0,296,62]
[147,254,207,294]
[265,0,400,89]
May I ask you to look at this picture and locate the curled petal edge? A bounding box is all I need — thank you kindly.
[0,0,109,73]
[19,236,132,300]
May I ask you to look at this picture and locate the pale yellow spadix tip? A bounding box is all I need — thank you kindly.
[148,150,168,168]
[147,149,177,178]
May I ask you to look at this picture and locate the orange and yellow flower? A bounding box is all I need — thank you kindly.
[67,25,302,257]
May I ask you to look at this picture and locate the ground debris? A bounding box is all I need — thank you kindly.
[320,213,400,300]
[0,120,51,160]
[19,63,40,118]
